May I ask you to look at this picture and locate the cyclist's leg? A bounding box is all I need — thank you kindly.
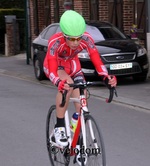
[56,69,73,119]
[56,58,85,117]
[54,69,74,147]
[71,69,87,113]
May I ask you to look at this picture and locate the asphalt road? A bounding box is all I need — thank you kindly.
[0,73,150,166]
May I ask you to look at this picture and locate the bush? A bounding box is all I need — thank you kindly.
[0,0,24,9]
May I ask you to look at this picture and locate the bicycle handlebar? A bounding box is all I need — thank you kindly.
[59,81,118,107]
[106,87,118,103]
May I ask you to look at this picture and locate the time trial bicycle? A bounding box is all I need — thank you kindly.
[46,81,117,166]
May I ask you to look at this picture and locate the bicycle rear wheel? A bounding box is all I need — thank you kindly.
[46,105,70,166]
[83,114,106,166]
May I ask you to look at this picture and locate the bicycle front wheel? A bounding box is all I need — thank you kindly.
[46,105,70,166]
[83,114,106,166]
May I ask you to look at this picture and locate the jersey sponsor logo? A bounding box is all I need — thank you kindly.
[43,67,49,75]
[50,40,60,55]
[49,73,55,82]
[61,50,67,57]
[82,36,94,48]
[59,49,81,60]
[74,75,84,82]
[59,50,69,59]
[101,65,108,72]
[71,49,81,57]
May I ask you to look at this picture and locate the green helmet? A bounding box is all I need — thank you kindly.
[60,10,86,36]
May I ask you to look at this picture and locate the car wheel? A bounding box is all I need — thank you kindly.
[34,56,45,81]
[132,73,147,82]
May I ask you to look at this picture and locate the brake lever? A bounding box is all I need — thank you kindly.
[106,87,118,103]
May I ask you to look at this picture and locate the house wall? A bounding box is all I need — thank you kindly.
[99,0,108,21]
[29,0,136,41]
[123,0,134,34]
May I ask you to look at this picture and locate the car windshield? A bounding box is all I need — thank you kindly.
[86,25,127,42]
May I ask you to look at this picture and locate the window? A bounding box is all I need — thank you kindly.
[86,24,126,42]
[41,25,58,40]
[99,27,126,39]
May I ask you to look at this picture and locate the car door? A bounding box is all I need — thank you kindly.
[33,23,59,80]
[39,23,59,58]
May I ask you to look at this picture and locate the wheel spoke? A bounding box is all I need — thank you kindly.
[84,114,106,166]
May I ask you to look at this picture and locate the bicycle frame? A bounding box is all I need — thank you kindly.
[49,85,104,155]
[65,87,96,156]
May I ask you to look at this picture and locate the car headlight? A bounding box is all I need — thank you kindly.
[137,47,147,57]
[78,52,90,59]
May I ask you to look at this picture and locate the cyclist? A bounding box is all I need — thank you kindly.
[44,10,117,148]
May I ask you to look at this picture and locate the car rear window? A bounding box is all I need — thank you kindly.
[86,25,126,42]
[98,27,126,40]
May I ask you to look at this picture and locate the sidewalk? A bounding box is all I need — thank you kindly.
[0,53,35,81]
[0,53,150,111]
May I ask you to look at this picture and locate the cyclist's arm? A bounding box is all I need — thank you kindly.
[82,33,117,88]
[89,51,108,76]
[83,33,108,77]
[43,38,60,85]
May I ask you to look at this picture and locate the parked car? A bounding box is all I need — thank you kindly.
[32,21,149,82]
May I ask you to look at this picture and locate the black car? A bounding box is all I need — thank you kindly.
[32,21,149,82]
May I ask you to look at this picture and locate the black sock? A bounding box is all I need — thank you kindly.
[55,117,65,128]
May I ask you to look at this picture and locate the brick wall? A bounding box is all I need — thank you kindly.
[29,0,135,41]
[59,0,89,20]
[29,0,35,40]
[37,0,45,31]
[99,0,108,21]
[123,0,134,34]
[50,0,54,23]
[74,0,82,14]
[29,0,45,40]
[5,22,20,56]
[6,24,15,55]
[81,0,89,20]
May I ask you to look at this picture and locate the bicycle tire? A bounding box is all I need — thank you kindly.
[46,105,70,166]
[80,114,106,166]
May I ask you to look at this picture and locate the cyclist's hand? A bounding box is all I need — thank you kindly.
[108,75,117,87]
[57,79,70,92]
[103,75,117,89]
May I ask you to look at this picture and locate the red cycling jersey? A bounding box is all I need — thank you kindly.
[43,32,108,85]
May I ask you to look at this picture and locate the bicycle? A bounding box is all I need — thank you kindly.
[46,81,117,166]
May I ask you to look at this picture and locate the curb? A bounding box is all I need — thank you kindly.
[91,89,150,111]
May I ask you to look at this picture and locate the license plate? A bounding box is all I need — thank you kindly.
[110,63,132,70]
